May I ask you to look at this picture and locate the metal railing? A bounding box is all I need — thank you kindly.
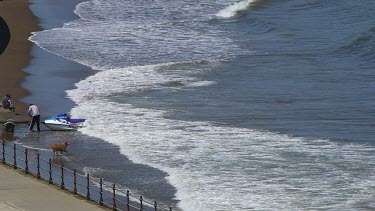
[1,140,174,211]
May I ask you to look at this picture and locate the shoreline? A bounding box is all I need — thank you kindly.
[1,0,178,209]
[0,0,39,122]
[21,0,94,117]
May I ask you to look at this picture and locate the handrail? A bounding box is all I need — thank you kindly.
[1,140,174,211]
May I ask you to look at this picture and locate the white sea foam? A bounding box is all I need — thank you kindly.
[186,80,216,87]
[29,0,375,210]
[67,67,375,210]
[29,0,247,71]
[15,142,52,152]
[65,53,375,210]
[216,0,257,19]
[83,166,108,176]
[66,62,214,104]
[69,97,375,211]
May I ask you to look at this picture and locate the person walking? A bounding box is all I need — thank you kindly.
[28,104,40,132]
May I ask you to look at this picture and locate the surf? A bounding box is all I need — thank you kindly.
[215,0,260,19]
[69,99,375,211]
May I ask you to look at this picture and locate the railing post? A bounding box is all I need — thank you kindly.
[48,159,52,184]
[140,195,143,211]
[37,153,40,179]
[24,148,29,174]
[13,143,17,169]
[61,164,65,189]
[113,184,117,210]
[126,190,130,211]
[86,174,90,200]
[73,169,77,195]
[2,140,5,164]
[154,201,157,211]
[99,178,103,206]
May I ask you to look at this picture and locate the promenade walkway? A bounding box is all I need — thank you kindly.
[0,164,107,211]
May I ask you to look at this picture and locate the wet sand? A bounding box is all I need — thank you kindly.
[0,1,106,210]
[0,0,178,209]
[0,0,39,122]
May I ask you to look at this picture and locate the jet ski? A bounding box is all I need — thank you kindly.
[43,114,86,131]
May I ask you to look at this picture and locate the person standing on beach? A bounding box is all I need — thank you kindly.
[28,104,40,132]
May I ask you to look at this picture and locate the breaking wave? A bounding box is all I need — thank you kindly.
[216,0,260,19]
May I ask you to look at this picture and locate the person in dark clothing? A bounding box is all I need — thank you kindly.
[28,104,40,131]
[2,94,15,112]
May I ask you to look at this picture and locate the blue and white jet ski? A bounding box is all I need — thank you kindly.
[43,114,86,131]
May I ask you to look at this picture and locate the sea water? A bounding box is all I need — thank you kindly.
[30,0,375,210]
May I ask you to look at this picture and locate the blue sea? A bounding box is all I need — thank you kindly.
[27,0,375,210]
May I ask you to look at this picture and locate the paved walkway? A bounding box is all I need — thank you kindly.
[0,164,107,211]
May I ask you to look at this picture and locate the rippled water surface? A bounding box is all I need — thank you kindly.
[29,0,375,210]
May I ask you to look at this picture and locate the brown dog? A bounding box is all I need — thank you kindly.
[50,141,69,155]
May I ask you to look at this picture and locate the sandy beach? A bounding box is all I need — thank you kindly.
[0,0,38,121]
[1,0,176,209]
[0,1,107,210]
